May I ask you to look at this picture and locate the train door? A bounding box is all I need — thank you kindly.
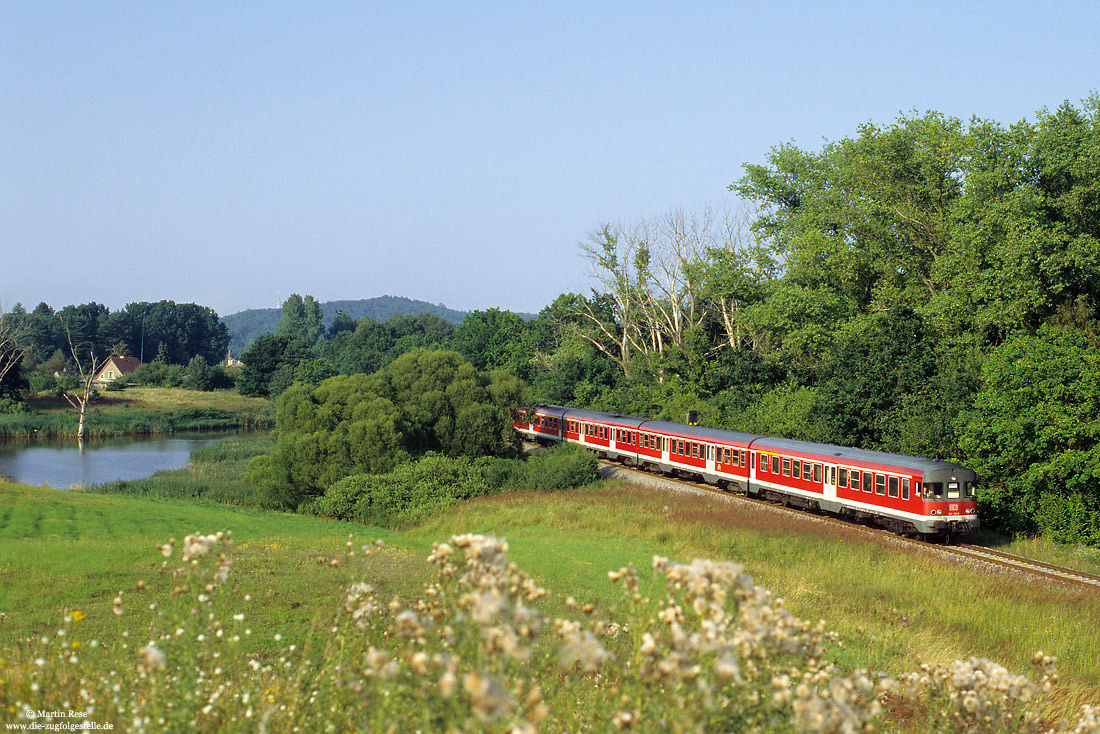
[823,464,837,501]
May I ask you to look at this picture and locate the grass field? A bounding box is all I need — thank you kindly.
[3,460,1099,729]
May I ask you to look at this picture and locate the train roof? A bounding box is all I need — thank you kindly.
[751,435,972,475]
[635,419,763,446]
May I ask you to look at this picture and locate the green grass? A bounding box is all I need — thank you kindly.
[0,480,415,654]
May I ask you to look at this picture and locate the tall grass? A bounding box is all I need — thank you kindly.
[89,434,273,506]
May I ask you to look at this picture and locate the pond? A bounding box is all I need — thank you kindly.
[0,432,238,490]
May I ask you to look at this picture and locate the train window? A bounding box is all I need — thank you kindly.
[850,472,860,491]
[875,474,886,495]
[929,482,944,499]
[947,482,960,499]
[723,448,731,464]
[741,451,747,467]
[759,454,767,472]
[902,478,910,500]
[792,460,801,479]
[965,482,975,498]
[782,458,791,477]
[814,464,822,483]
[838,468,848,487]
[913,481,921,496]
[863,472,873,493]
[888,477,899,498]
[692,443,699,459]
[772,456,780,474]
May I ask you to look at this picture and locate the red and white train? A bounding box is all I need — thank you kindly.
[515,404,979,539]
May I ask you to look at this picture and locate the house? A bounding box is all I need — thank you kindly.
[225,350,243,368]
[93,355,141,386]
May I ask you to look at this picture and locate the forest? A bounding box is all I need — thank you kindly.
[2,96,1098,545]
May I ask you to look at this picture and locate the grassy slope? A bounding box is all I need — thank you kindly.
[2,472,1097,720]
[0,482,418,654]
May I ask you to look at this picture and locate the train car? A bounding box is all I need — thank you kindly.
[514,404,979,540]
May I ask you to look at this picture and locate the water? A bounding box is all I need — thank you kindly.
[0,432,236,489]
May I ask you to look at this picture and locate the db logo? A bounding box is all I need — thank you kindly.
[949,504,959,512]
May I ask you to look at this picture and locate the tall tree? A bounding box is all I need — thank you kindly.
[277,294,325,344]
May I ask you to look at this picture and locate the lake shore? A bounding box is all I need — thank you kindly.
[0,386,275,440]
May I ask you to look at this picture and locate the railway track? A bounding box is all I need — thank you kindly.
[590,453,1100,594]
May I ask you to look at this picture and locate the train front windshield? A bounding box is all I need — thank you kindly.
[922,480,977,500]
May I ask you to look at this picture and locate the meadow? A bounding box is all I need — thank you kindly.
[2,448,1099,730]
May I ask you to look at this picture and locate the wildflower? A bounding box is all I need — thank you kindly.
[558,628,609,673]
[463,670,511,722]
[112,592,124,616]
[138,645,166,672]
[68,610,85,623]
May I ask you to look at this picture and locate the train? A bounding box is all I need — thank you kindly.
[514,404,979,540]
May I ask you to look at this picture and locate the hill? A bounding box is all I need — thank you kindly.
[221,295,469,351]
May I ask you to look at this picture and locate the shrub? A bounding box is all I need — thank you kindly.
[507,442,600,491]
[313,453,503,527]
[104,376,128,392]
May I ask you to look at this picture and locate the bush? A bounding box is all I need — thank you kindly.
[104,376,128,392]
[313,454,504,527]
[507,443,600,491]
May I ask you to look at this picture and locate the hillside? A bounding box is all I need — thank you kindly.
[221,295,469,351]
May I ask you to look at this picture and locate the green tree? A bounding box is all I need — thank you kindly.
[450,308,528,373]
[960,326,1100,542]
[237,333,313,397]
[255,349,529,509]
[277,294,325,344]
[812,308,964,457]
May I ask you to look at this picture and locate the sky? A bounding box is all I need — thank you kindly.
[2,2,1098,318]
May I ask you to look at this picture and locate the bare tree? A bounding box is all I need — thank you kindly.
[57,314,117,440]
[575,223,653,379]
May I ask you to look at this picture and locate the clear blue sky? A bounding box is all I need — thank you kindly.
[2,2,1097,317]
